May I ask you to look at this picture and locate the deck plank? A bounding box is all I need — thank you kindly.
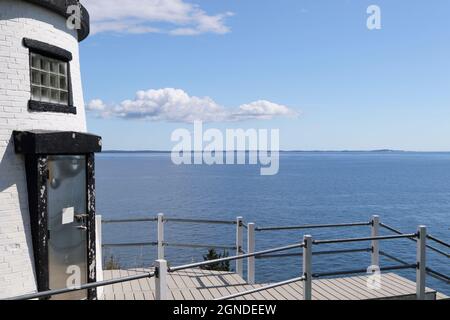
[102,270,445,301]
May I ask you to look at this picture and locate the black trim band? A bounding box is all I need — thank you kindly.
[28,100,77,115]
[14,131,103,155]
[23,0,90,42]
[25,155,50,298]
[23,38,73,62]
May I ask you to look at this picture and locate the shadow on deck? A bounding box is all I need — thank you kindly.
[102,269,448,301]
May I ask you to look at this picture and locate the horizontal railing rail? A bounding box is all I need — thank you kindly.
[163,242,236,250]
[103,218,158,223]
[255,247,372,259]
[313,233,417,245]
[255,221,371,232]
[164,218,236,225]
[312,264,417,278]
[426,268,450,284]
[102,217,236,225]
[168,242,305,273]
[103,241,236,250]
[6,271,155,301]
[380,250,450,284]
[103,241,158,248]
[380,223,449,258]
[427,234,450,249]
[379,250,411,265]
[215,276,306,300]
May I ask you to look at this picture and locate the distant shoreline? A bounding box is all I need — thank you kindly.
[102,150,450,154]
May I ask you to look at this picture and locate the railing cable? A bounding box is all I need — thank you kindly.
[427,234,450,249]
[169,242,305,273]
[313,233,416,245]
[256,247,372,259]
[102,218,157,223]
[380,223,449,258]
[313,264,416,278]
[255,221,370,232]
[380,250,449,285]
[7,271,155,300]
[164,218,236,225]
[215,276,305,300]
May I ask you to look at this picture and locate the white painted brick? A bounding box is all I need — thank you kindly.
[0,0,89,299]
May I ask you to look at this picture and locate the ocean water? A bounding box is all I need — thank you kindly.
[96,152,450,295]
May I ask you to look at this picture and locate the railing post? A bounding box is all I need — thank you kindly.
[416,225,427,300]
[371,215,380,266]
[303,235,312,300]
[157,213,165,260]
[155,259,168,300]
[247,223,255,284]
[236,217,244,278]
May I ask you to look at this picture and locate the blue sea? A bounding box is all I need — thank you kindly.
[96,152,450,295]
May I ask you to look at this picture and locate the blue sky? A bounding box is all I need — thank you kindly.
[80,0,450,151]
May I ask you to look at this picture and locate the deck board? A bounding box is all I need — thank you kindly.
[101,269,443,300]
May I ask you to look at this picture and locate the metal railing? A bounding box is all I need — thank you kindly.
[312,233,417,245]
[168,242,305,273]
[102,214,238,254]
[7,214,449,301]
[152,241,306,300]
[380,222,450,258]
[255,247,372,259]
[152,221,437,300]
[215,276,306,300]
[100,214,450,300]
[6,271,155,301]
[255,221,371,232]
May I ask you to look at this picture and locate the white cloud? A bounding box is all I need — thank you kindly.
[87,88,298,123]
[234,100,297,120]
[87,99,106,111]
[81,0,233,36]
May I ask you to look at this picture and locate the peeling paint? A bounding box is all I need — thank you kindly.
[86,153,97,300]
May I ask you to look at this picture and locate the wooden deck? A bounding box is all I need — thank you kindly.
[102,269,448,300]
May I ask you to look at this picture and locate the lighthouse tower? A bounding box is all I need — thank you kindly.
[0,0,101,299]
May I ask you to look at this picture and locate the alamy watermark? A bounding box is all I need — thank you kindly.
[367,5,382,30]
[171,122,280,176]
[66,265,82,290]
[66,4,82,31]
[366,265,382,290]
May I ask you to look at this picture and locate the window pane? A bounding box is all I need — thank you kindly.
[50,61,59,73]
[59,76,67,90]
[50,75,58,88]
[41,73,50,87]
[29,53,70,106]
[31,54,41,69]
[31,70,41,85]
[31,86,40,101]
[41,88,50,102]
[59,63,67,75]
[50,90,59,104]
[59,91,68,104]
[42,59,50,71]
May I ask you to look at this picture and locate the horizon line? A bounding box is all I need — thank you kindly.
[100,149,450,153]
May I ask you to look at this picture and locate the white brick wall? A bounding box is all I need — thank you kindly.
[0,0,88,298]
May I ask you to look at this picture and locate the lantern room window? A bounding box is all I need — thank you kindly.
[23,38,76,114]
[30,53,69,105]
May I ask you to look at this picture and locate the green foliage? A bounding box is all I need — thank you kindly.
[104,255,121,270]
[200,249,230,271]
